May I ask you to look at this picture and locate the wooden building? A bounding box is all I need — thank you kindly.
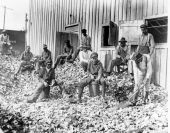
[27,0,168,88]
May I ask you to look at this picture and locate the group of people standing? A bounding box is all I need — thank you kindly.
[12,24,155,106]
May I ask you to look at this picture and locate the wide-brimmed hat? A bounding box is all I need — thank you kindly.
[140,24,147,28]
[90,52,98,58]
[81,29,87,33]
[46,61,52,65]
[119,37,127,42]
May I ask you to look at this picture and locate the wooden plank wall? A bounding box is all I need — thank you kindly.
[27,0,168,87]
[28,0,167,56]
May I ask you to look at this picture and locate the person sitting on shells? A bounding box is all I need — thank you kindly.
[77,52,106,103]
[106,37,130,75]
[27,61,56,103]
[53,40,73,69]
[14,46,33,76]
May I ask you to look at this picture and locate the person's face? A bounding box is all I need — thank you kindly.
[82,32,86,36]
[26,47,30,52]
[120,42,126,47]
[46,64,52,69]
[91,56,98,64]
[83,48,87,52]
[141,27,148,35]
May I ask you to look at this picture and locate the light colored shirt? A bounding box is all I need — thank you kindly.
[21,51,33,62]
[133,54,152,85]
[80,35,91,48]
[79,50,92,63]
[0,34,10,45]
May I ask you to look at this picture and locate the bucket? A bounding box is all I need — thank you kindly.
[89,81,100,97]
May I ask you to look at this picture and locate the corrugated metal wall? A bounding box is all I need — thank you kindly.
[27,0,167,56]
[27,0,168,88]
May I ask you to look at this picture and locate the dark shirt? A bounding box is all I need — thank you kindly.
[87,60,103,76]
[38,67,55,85]
[41,49,52,63]
[117,45,128,59]
[21,51,33,62]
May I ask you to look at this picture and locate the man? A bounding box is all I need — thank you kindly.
[68,29,91,63]
[128,24,155,76]
[79,46,92,72]
[106,37,130,74]
[77,52,106,103]
[36,44,52,71]
[14,46,33,75]
[53,40,73,69]
[129,52,152,105]
[0,30,10,55]
[27,61,56,103]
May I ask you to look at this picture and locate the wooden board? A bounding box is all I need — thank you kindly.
[126,0,131,21]
[147,0,153,17]
[123,0,127,21]
[110,0,116,22]
[130,0,137,20]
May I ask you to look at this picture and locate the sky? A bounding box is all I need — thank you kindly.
[0,0,29,30]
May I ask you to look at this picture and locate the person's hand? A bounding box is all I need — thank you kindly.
[50,80,56,87]
[44,82,48,87]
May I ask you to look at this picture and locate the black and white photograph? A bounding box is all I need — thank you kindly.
[0,0,169,132]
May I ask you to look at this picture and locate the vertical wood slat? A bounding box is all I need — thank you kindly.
[131,0,137,20]
[136,0,143,20]
[163,0,168,14]
[122,0,127,21]
[119,0,123,21]
[103,0,107,22]
[159,48,167,88]
[126,0,131,21]
[98,0,104,50]
[92,0,97,51]
[147,0,153,17]
[85,0,90,31]
[110,0,116,22]
[107,0,111,21]
[95,0,100,52]
[157,0,164,14]
[115,0,119,23]
[152,0,158,15]
[142,0,147,19]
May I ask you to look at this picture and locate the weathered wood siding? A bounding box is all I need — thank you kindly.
[27,0,167,55]
[27,0,168,88]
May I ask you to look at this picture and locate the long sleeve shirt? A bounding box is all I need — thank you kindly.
[41,49,52,63]
[0,34,10,45]
[87,60,104,79]
[20,51,33,62]
[116,45,130,60]
[80,35,91,49]
[133,54,152,85]
[38,67,55,85]
[79,50,92,63]
[63,45,73,56]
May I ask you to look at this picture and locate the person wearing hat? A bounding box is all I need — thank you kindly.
[128,24,155,78]
[36,44,52,72]
[77,52,106,103]
[126,52,152,106]
[14,46,33,76]
[0,30,10,55]
[106,37,130,75]
[27,60,56,103]
[79,46,92,72]
[53,40,73,69]
[68,29,91,63]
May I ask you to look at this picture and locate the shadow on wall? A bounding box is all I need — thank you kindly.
[0,29,25,55]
